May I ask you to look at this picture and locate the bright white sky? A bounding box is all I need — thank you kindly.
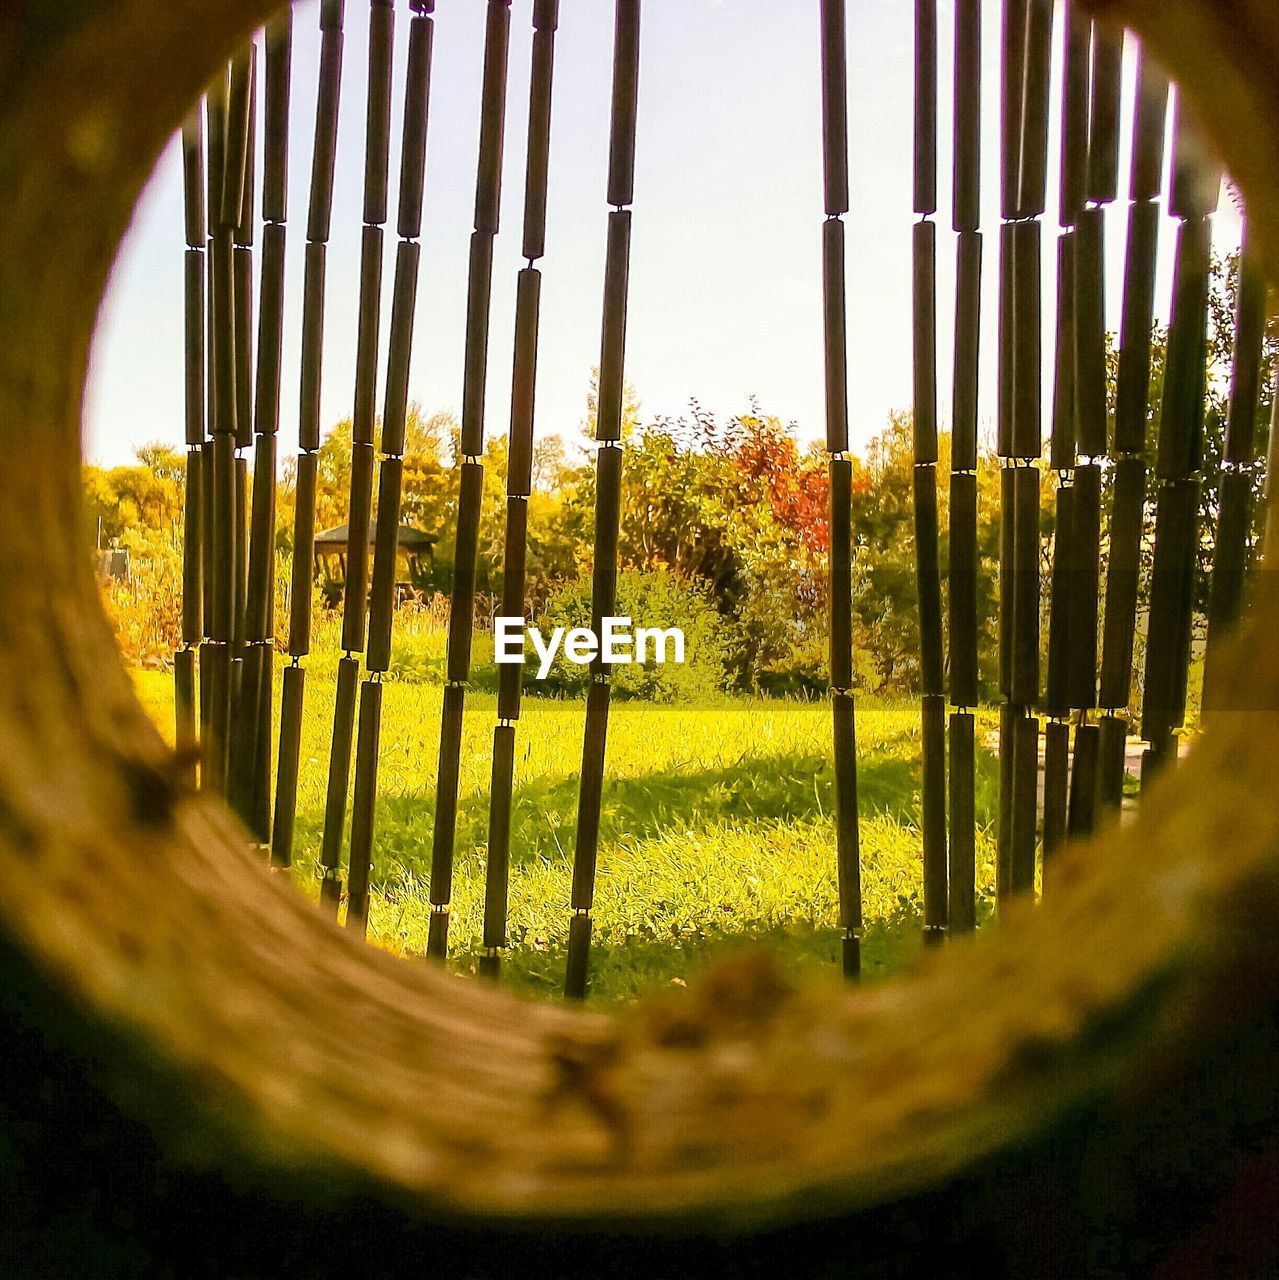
[85,0,1241,467]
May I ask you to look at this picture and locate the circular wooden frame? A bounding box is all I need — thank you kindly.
[3,0,1279,1257]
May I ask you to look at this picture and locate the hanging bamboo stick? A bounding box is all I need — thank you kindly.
[317,0,394,920]
[429,0,514,960]
[272,0,346,876]
[998,0,1050,907]
[912,0,945,945]
[348,4,434,939]
[178,103,206,784]
[1203,221,1269,713]
[562,0,640,998]
[814,0,862,979]
[231,21,290,845]
[1096,49,1167,811]
[482,0,558,978]
[1141,105,1218,786]
[947,0,981,934]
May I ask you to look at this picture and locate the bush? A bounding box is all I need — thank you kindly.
[531,567,734,701]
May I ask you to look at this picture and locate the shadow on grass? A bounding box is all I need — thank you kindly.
[294,741,1001,884]
[444,904,993,1003]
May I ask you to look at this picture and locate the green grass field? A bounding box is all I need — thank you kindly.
[134,666,1000,1003]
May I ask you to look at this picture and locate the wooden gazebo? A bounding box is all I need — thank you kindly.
[313,519,434,607]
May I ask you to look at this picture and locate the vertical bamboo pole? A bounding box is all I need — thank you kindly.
[481,0,559,978]
[997,0,1051,905]
[230,19,290,847]
[912,0,946,945]
[227,47,257,806]
[947,0,980,936]
[428,0,513,960]
[1061,18,1122,840]
[1203,221,1269,713]
[348,2,434,938]
[815,0,862,980]
[564,0,640,998]
[1097,49,1167,811]
[1141,104,1219,785]
[178,103,206,786]
[272,0,345,876]
[321,0,395,922]
[204,66,237,794]
[1043,0,1084,856]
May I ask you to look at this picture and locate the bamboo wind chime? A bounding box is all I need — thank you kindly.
[563,0,641,1000]
[171,0,1273,992]
[482,0,560,981]
[819,0,864,980]
[427,0,513,961]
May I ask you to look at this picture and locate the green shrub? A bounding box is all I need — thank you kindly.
[531,567,733,701]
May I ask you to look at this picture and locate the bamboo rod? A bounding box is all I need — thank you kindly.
[274,0,344,872]
[485,723,517,950]
[999,0,1027,222]
[1042,720,1070,856]
[948,0,981,937]
[1012,712,1038,892]
[1068,463,1100,711]
[1097,49,1167,807]
[1099,457,1146,708]
[365,459,404,670]
[952,0,980,234]
[597,212,633,445]
[430,1,514,961]
[1011,221,1041,459]
[1073,208,1107,459]
[914,0,937,218]
[398,13,434,241]
[1045,483,1074,721]
[832,689,861,978]
[346,679,383,935]
[1058,1,1089,227]
[1222,223,1267,468]
[952,232,982,471]
[380,246,421,447]
[1114,201,1161,455]
[308,15,345,245]
[320,656,360,914]
[1067,721,1099,836]
[830,458,854,701]
[608,0,641,210]
[1086,25,1123,204]
[921,694,947,941]
[263,11,292,225]
[948,472,978,708]
[913,222,938,464]
[1049,233,1076,471]
[819,0,848,217]
[1016,0,1052,220]
[1011,465,1040,710]
[947,711,976,934]
[822,217,849,454]
[364,1,395,229]
[1096,714,1128,813]
[475,0,512,236]
[522,11,557,261]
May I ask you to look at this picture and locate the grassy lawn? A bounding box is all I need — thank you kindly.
[134,666,1000,1003]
